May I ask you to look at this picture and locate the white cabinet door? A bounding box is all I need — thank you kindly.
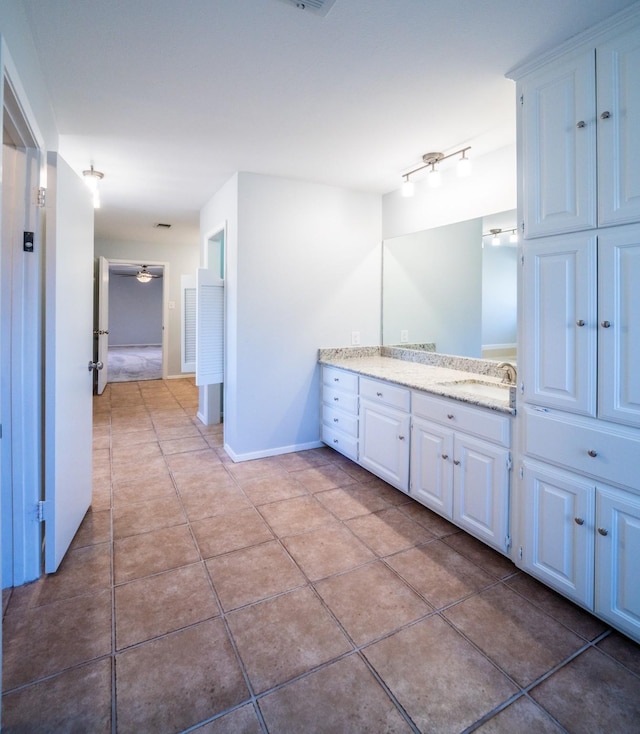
[595,485,640,641]
[359,399,410,492]
[598,226,640,428]
[597,28,640,226]
[410,417,454,518]
[522,49,596,237]
[453,434,510,553]
[522,461,595,607]
[523,233,597,415]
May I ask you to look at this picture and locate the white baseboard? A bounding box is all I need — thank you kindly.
[224,439,324,463]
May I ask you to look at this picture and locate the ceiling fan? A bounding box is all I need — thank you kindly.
[114,265,162,283]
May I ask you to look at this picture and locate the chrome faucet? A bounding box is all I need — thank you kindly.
[497,361,517,385]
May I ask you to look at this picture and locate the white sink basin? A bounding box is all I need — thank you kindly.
[437,379,515,406]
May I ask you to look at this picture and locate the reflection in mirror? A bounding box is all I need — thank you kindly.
[382,209,517,361]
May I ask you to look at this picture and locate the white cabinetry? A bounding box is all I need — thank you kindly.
[521,25,640,238]
[321,366,358,461]
[359,377,410,492]
[523,225,640,428]
[411,392,511,553]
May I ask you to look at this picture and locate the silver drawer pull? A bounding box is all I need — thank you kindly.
[601,320,611,328]
[576,319,585,327]
[598,527,608,536]
[398,435,405,441]
[333,377,339,382]
[333,418,339,423]
[333,397,339,402]
[600,111,611,119]
[453,459,461,466]
[441,453,449,460]
[376,391,383,397]
[447,413,454,420]
[333,439,339,444]
[574,517,584,526]
[587,449,597,458]
[576,120,586,128]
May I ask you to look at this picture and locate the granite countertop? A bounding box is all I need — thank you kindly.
[319,348,516,415]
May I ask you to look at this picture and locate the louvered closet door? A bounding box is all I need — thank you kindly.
[196,267,224,386]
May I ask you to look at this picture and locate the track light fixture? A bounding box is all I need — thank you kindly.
[401,146,471,197]
[82,164,104,208]
[482,227,518,246]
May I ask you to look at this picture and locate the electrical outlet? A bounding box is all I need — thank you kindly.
[351,331,361,346]
[400,329,409,343]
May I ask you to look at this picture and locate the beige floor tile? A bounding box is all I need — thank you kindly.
[444,584,586,686]
[153,422,202,440]
[282,524,375,581]
[180,484,251,521]
[113,493,186,539]
[165,449,223,473]
[474,696,564,733]
[597,631,640,676]
[239,472,308,505]
[112,472,177,505]
[363,615,517,734]
[386,542,495,609]
[329,455,379,483]
[206,540,305,610]
[360,476,412,506]
[346,508,434,556]
[191,508,274,558]
[111,456,169,482]
[530,647,640,732]
[258,494,338,537]
[116,618,248,734]
[114,524,200,583]
[171,465,237,493]
[70,508,111,549]
[227,587,352,693]
[276,449,332,472]
[3,590,112,690]
[111,428,158,447]
[314,483,394,519]
[315,561,431,645]
[506,572,609,641]
[115,563,218,649]
[160,435,210,454]
[397,501,461,537]
[192,704,263,733]
[259,654,414,733]
[225,456,285,482]
[292,464,358,493]
[443,531,517,579]
[111,441,162,467]
[2,658,112,734]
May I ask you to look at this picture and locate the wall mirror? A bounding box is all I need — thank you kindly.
[382,209,517,360]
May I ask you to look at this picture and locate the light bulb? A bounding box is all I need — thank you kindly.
[492,235,501,246]
[402,178,415,197]
[457,153,472,177]
[509,231,518,244]
[428,165,441,188]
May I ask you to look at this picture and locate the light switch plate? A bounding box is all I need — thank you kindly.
[168,300,176,310]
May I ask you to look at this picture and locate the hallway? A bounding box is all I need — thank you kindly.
[2,378,640,733]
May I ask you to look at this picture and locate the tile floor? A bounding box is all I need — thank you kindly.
[3,378,640,733]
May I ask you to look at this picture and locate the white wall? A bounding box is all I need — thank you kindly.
[94,238,199,376]
[108,274,163,346]
[382,144,517,240]
[201,172,381,461]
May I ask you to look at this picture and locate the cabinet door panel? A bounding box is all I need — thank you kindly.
[522,50,596,237]
[598,227,640,428]
[410,418,454,518]
[453,435,509,552]
[596,485,640,641]
[359,399,410,491]
[523,234,597,415]
[522,461,594,607]
[597,29,640,225]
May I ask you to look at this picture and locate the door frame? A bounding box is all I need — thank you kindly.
[102,257,170,381]
[1,39,46,586]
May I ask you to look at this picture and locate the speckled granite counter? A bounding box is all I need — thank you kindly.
[318,347,516,415]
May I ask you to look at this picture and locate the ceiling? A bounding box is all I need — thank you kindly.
[22,0,638,245]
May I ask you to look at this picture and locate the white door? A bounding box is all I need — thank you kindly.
[410,417,453,518]
[44,152,95,572]
[96,255,109,394]
[523,232,597,416]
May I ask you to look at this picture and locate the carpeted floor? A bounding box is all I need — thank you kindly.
[107,345,162,382]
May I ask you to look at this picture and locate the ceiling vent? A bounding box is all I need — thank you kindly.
[275,0,337,17]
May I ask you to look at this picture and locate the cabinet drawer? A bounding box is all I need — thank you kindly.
[321,424,357,461]
[360,376,410,412]
[412,391,510,448]
[323,385,358,415]
[524,407,640,490]
[322,405,358,437]
[322,366,358,393]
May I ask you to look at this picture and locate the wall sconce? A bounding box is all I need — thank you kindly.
[82,164,104,209]
[483,227,518,246]
[401,146,471,197]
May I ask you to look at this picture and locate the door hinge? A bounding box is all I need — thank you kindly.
[521,220,525,233]
[37,187,47,208]
[520,253,525,266]
[519,465,524,480]
[520,93,524,106]
[37,500,53,523]
[505,535,512,551]
[506,453,512,471]
[518,546,523,560]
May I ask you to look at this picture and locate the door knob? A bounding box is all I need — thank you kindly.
[576,319,585,327]
[600,111,611,119]
[601,320,611,328]
[88,360,104,372]
[576,120,586,128]
[597,528,608,536]
[574,517,584,525]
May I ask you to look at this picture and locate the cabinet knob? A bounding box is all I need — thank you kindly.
[453,459,461,466]
[398,435,405,441]
[576,120,586,128]
[601,320,611,328]
[441,453,449,460]
[574,517,584,526]
[576,319,585,327]
[333,439,339,444]
[376,391,383,397]
[333,396,339,401]
[333,377,339,382]
[333,417,339,423]
[447,413,454,420]
[600,111,611,119]
[598,527,609,536]
[587,449,597,458]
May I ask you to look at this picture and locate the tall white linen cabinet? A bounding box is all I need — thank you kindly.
[508,6,640,643]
